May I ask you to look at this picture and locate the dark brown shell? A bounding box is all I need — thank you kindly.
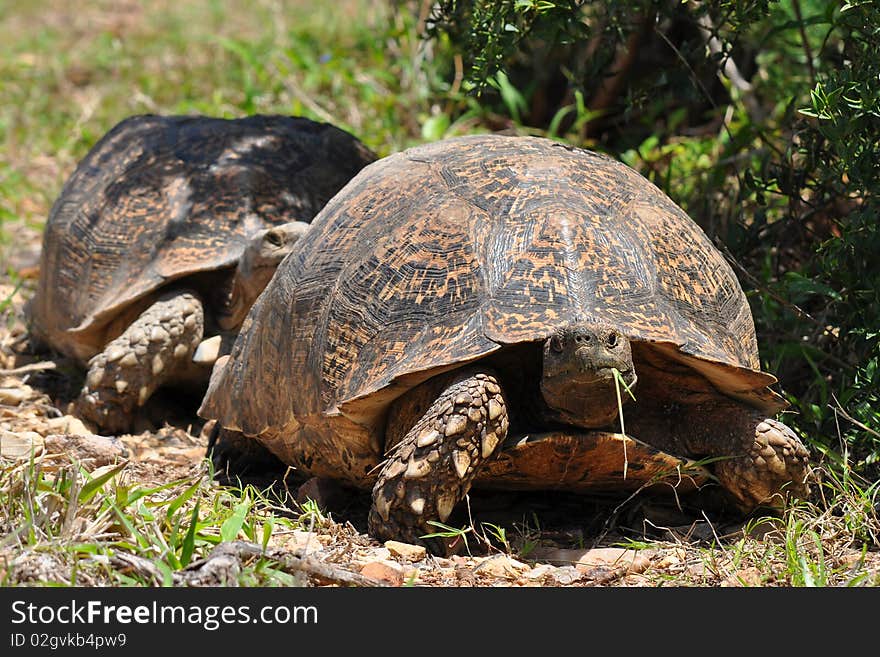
[201,134,781,481]
[29,114,377,361]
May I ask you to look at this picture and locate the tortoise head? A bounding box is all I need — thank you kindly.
[540,323,637,429]
[217,221,310,331]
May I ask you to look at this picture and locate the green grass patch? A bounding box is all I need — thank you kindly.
[0,451,326,586]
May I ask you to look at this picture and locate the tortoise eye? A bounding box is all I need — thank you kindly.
[549,336,564,353]
[265,230,284,247]
[606,332,618,348]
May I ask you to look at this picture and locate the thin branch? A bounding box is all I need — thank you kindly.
[696,13,751,93]
[110,552,165,585]
[653,25,716,111]
[830,395,880,440]
[712,241,859,374]
[0,361,58,376]
[694,10,763,122]
[712,237,820,327]
[791,0,817,87]
[182,541,389,587]
[581,11,653,139]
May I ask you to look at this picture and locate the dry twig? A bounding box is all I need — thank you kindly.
[182,540,388,587]
[0,361,58,376]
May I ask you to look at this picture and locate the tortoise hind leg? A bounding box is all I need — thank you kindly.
[75,290,204,433]
[714,415,811,512]
[625,401,811,513]
[368,370,510,554]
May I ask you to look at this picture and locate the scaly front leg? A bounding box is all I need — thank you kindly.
[368,370,510,555]
[75,290,204,433]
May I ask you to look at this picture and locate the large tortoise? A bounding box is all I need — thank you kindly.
[28,113,376,433]
[199,134,810,552]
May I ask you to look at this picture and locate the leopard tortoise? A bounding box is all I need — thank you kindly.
[28,113,376,433]
[199,134,810,552]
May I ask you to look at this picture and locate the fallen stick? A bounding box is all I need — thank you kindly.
[0,361,59,376]
[110,552,165,585]
[184,540,388,588]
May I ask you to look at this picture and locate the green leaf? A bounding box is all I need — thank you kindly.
[782,272,842,301]
[493,71,527,123]
[220,499,251,542]
[136,503,156,522]
[261,517,274,551]
[421,113,450,141]
[155,560,175,587]
[0,280,21,313]
[166,479,203,520]
[78,462,127,505]
[118,479,185,510]
[180,500,200,567]
[421,520,471,539]
[110,504,148,549]
[546,104,573,138]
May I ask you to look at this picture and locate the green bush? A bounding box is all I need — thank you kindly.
[422,0,880,478]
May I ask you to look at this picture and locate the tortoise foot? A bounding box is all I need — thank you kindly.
[367,371,509,556]
[74,291,204,433]
[715,416,811,512]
